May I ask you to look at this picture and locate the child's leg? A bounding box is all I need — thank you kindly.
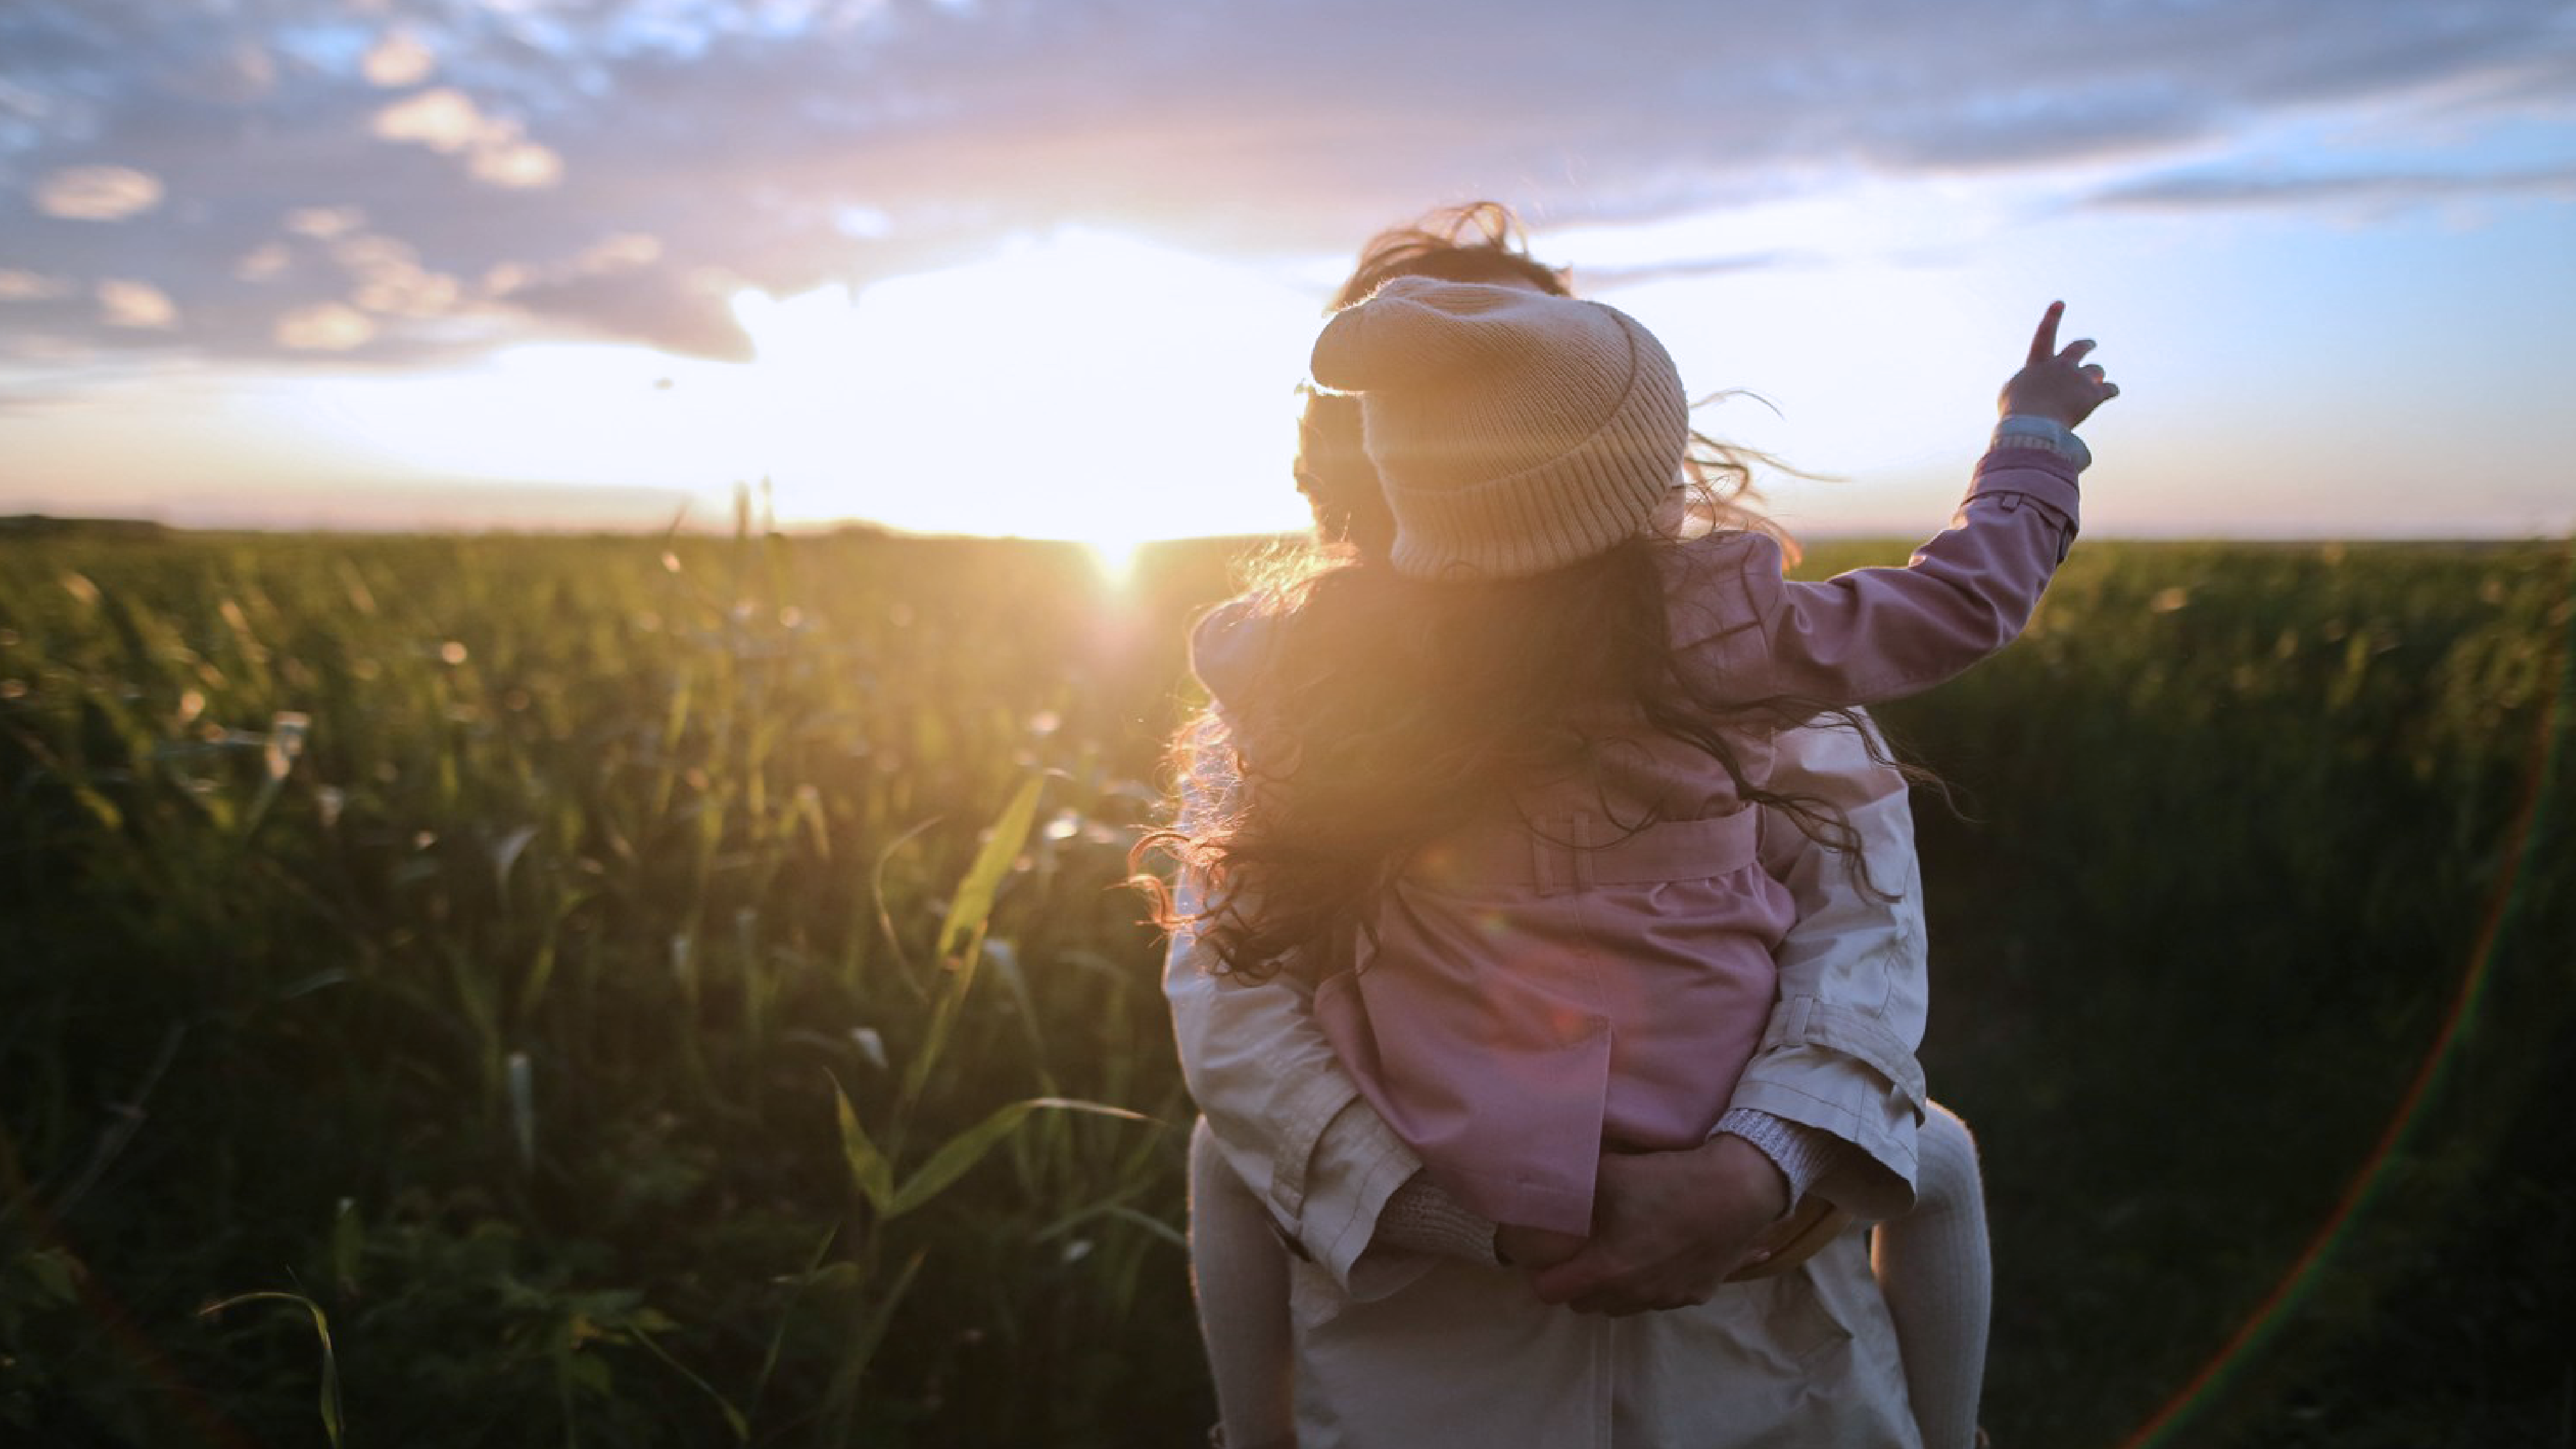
[1188,1115,1297,1449]
[1874,1103,1992,1449]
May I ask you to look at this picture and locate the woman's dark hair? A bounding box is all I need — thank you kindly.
[1329,200,1570,308]
[1137,202,1890,982]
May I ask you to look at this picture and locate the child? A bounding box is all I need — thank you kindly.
[1168,279,2113,1448]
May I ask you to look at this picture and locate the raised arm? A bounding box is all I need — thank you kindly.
[1667,447,2079,708]
[1668,302,2114,708]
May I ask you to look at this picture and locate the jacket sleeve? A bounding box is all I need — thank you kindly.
[1670,445,2081,708]
[1161,717,1432,1296]
[1738,714,1931,1220]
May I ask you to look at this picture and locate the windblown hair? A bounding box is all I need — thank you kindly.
[1135,202,1895,983]
[1139,522,1892,983]
[1327,200,1568,309]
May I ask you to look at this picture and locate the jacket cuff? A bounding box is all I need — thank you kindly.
[1761,997,1927,1107]
[1965,442,2083,565]
[1965,444,2083,522]
[1730,996,1931,1220]
[1302,1099,1433,1298]
[1257,1057,1368,1228]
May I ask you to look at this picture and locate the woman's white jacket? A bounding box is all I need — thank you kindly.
[1165,721,1935,1447]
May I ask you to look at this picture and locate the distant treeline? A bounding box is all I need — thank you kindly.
[0,513,169,539]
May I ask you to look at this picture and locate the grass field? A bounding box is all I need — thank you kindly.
[3,526,2570,1446]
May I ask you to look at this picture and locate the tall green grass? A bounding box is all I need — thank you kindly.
[1,527,1216,1445]
[2,527,2569,1445]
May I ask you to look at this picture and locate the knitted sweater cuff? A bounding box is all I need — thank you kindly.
[1994,414,2092,471]
[1716,1107,1852,1207]
[1373,1172,1502,1265]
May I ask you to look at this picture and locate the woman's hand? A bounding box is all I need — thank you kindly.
[1998,300,2119,428]
[1526,1135,1790,1316]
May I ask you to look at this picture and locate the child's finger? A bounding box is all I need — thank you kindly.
[2028,301,2065,366]
[2058,338,2097,366]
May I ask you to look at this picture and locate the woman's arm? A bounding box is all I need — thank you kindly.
[1527,712,1931,1311]
[1163,711,1932,1296]
[1161,720,1433,1294]
[1732,712,1931,1220]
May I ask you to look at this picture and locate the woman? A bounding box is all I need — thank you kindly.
[1162,205,1980,1448]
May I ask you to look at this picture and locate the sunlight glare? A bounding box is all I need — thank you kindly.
[1084,532,1151,587]
[236,229,1327,542]
[735,229,1321,544]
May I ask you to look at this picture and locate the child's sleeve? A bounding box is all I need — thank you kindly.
[1669,438,2083,707]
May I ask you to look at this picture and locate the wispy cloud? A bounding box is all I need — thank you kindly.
[2087,162,2576,214]
[33,165,164,221]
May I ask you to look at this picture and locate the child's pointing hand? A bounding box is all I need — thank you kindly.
[1999,300,2119,430]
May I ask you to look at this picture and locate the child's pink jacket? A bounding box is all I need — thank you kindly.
[1193,442,2081,1236]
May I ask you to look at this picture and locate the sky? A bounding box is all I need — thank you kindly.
[2,0,2573,546]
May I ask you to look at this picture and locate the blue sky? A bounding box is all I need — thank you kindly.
[1,0,2571,541]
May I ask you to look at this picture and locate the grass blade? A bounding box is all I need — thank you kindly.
[904,774,1046,1101]
[828,1074,893,1214]
[932,773,1044,968]
[201,1291,343,1448]
[885,1097,1147,1220]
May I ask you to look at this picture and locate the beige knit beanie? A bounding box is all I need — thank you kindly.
[1309,275,1690,580]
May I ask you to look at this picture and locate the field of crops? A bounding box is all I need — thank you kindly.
[2,524,2570,1446]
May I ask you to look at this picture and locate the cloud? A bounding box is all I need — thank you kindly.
[362,30,437,88]
[97,279,178,329]
[234,243,290,281]
[574,232,665,274]
[468,138,563,189]
[2087,163,2576,214]
[274,301,377,350]
[285,206,367,240]
[372,86,563,189]
[34,166,164,222]
[0,269,71,301]
[1566,251,1816,290]
[370,88,496,153]
[504,267,755,361]
[0,0,2568,370]
[332,232,464,317]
